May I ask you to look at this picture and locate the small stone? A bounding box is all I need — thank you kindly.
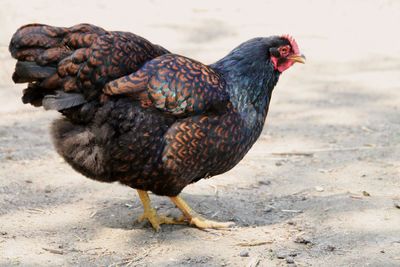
[264,207,273,213]
[239,250,249,257]
[287,221,296,226]
[0,231,7,235]
[394,202,400,209]
[326,245,335,251]
[258,180,271,186]
[275,161,283,166]
[275,250,287,259]
[294,236,312,245]
[380,250,385,253]
[315,186,324,192]
[25,180,33,183]
[362,191,371,197]
[286,257,295,264]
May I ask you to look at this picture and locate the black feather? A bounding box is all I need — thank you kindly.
[22,86,44,106]
[42,90,86,111]
[13,61,56,83]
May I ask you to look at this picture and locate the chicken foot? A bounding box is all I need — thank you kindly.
[136,190,183,231]
[170,196,234,229]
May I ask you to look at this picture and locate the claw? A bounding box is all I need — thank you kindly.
[170,196,234,230]
[189,216,234,229]
[136,190,184,231]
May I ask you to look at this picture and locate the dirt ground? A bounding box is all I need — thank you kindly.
[1,0,400,266]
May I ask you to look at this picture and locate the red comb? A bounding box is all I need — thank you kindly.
[281,34,300,54]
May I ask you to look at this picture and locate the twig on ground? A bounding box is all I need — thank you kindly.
[269,145,397,157]
[27,208,46,214]
[237,240,272,247]
[271,152,314,157]
[281,209,303,213]
[42,247,64,255]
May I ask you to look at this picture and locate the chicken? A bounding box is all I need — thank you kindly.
[9,23,305,230]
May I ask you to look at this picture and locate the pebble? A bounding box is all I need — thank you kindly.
[264,207,273,213]
[294,236,312,245]
[275,250,287,259]
[275,250,299,260]
[258,180,271,186]
[362,191,371,197]
[286,257,295,264]
[326,245,336,251]
[315,186,324,192]
[239,250,249,257]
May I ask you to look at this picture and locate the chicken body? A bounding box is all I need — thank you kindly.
[9,24,304,229]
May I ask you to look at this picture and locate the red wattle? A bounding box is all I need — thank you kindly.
[271,56,295,73]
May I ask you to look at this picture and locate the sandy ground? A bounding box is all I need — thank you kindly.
[1,0,400,266]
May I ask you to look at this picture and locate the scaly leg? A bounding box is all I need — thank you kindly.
[170,195,234,229]
[136,190,182,231]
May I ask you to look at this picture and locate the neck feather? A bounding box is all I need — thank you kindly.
[211,54,280,124]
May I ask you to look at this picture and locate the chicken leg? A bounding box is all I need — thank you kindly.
[136,190,182,231]
[170,196,234,229]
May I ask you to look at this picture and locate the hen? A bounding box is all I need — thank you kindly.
[9,23,305,230]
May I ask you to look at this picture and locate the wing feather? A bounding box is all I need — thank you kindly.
[103,54,229,116]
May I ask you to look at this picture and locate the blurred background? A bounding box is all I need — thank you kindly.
[1,0,399,266]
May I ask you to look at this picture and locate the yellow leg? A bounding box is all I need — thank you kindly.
[170,195,234,229]
[136,190,183,231]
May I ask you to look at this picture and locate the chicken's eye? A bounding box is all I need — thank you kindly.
[278,45,291,57]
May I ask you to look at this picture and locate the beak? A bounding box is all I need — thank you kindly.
[288,54,306,64]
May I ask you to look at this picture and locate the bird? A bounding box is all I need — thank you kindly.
[9,23,305,231]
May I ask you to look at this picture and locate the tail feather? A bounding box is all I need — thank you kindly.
[8,23,102,109]
[13,61,56,83]
[9,24,67,58]
[42,91,86,111]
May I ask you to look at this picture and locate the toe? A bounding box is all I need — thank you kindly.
[158,215,186,225]
[190,217,234,229]
[146,215,161,231]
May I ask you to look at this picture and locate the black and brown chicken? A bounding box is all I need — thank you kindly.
[9,23,305,230]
